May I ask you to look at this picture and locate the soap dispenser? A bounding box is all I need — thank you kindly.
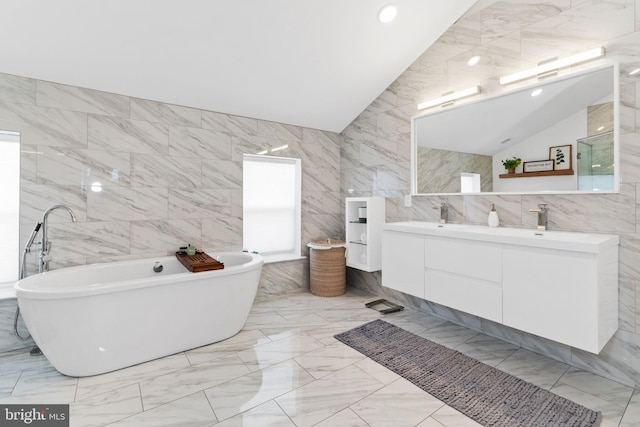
[488,204,499,227]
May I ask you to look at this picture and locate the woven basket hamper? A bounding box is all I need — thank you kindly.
[308,239,346,297]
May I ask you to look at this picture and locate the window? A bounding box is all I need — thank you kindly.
[243,154,301,262]
[461,172,481,193]
[0,131,20,283]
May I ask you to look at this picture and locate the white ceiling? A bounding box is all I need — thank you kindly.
[0,1,477,133]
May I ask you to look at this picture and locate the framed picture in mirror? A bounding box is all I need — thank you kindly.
[523,159,554,173]
[550,145,572,171]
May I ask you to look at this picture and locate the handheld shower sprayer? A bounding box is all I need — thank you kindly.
[25,222,42,253]
[15,220,43,341]
[20,221,42,280]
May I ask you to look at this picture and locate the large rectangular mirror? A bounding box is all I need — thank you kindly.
[411,64,619,195]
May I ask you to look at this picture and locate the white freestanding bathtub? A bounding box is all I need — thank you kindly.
[14,252,263,377]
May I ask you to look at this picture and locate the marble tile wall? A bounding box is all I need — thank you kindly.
[416,147,493,193]
[343,0,640,387]
[0,72,342,352]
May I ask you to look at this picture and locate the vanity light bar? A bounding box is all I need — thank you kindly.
[499,47,605,85]
[417,86,481,110]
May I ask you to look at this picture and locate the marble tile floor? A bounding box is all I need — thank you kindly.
[1,288,640,427]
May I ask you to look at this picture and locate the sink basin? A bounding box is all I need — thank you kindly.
[387,221,469,232]
[383,221,618,253]
[462,226,592,240]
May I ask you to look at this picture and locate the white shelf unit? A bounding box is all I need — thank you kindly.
[345,197,385,272]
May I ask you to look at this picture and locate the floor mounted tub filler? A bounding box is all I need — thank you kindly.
[14,252,263,377]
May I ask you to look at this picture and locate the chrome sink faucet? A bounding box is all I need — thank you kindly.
[39,205,77,273]
[529,204,548,231]
[433,202,448,224]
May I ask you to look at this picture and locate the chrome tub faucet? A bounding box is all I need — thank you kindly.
[39,205,77,273]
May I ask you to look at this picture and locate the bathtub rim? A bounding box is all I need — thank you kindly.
[15,252,263,300]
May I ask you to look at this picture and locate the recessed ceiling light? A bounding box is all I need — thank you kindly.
[378,4,397,23]
[467,56,480,66]
[531,88,543,97]
[629,67,640,76]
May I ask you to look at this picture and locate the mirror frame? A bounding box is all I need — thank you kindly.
[410,63,620,196]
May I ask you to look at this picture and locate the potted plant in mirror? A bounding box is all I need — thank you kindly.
[501,157,522,174]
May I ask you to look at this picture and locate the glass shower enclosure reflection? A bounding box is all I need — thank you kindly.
[577,131,614,191]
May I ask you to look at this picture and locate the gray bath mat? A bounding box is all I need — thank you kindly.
[335,319,601,427]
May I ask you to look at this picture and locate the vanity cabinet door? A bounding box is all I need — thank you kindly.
[381,230,425,298]
[502,245,614,353]
[424,237,502,322]
[424,237,501,282]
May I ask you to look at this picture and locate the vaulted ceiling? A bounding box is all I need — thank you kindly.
[0,1,477,132]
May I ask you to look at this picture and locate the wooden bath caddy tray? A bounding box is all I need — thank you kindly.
[175,252,224,272]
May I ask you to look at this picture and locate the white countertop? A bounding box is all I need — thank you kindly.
[383,221,619,253]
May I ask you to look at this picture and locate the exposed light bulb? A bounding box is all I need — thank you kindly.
[378,4,397,23]
[531,88,543,97]
[629,67,640,76]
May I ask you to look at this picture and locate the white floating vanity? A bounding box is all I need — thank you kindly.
[382,221,619,354]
